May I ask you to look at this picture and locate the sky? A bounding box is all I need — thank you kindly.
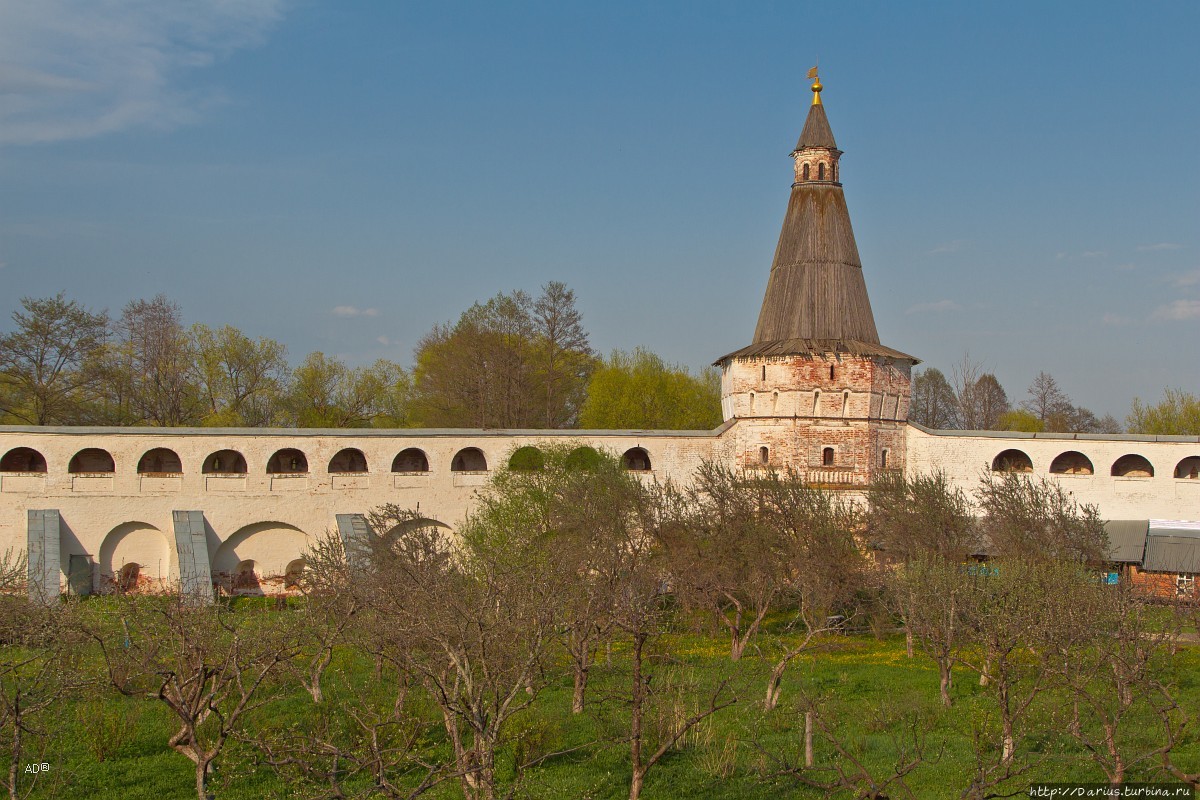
[0,1,1196,421]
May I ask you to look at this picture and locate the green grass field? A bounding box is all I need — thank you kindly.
[8,601,1200,799]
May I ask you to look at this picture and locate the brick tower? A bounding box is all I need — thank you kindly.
[715,74,917,486]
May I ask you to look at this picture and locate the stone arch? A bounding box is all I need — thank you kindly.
[1174,456,1200,479]
[69,448,114,473]
[623,447,652,471]
[508,446,545,471]
[203,449,247,474]
[565,446,603,470]
[213,521,309,593]
[267,448,308,474]
[1049,451,1094,476]
[1111,454,1154,478]
[0,447,47,472]
[137,448,183,474]
[451,447,487,472]
[284,558,306,589]
[392,448,430,472]
[328,448,368,474]
[992,449,1033,473]
[381,516,455,551]
[98,521,171,593]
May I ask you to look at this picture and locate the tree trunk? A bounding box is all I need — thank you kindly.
[938,660,953,708]
[804,711,814,768]
[194,758,212,800]
[309,647,333,704]
[905,627,914,659]
[572,661,588,714]
[629,633,647,800]
[764,659,787,711]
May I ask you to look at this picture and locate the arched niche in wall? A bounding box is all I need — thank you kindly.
[1174,456,1200,479]
[98,521,172,593]
[451,448,487,472]
[328,448,368,474]
[991,449,1033,473]
[212,521,309,592]
[622,447,652,471]
[1111,454,1154,478]
[203,449,248,474]
[284,558,306,589]
[0,447,47,472]
[267,448,308,474]
[69,448,114,473]
[137,448,183,474]
[1049,451,1094,476]
[392,448,430,473]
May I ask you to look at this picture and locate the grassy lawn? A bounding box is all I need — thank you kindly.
[9,601,1200,799]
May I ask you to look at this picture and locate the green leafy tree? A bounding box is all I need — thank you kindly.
[579,347,721,430]
[413,283,593,428]
[1127,388,1200,435]
[0,293,110,425]
[287,353,408,428]
[996,409,1044,432]
[191,324,289,427]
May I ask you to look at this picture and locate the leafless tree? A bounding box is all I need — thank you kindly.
[756,474,863,712]
[666,462,789,661]
[358,504,563,800]
[608,481,736,800]
[950,354,1008,430]
[0,556,84,800]
[977,470,1108,564]
[92,595,299,800]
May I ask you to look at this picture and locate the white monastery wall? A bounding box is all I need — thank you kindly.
[906,425,1200,520]
[0,425,732,593]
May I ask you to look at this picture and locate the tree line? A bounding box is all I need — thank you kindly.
[3,453,1198,799]
[0,286,722,431]
[910,354,1200,435]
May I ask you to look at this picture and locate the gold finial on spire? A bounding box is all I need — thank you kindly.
[806,64,822,106]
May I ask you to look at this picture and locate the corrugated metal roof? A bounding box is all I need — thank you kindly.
[1104,519,1148,563]
[1143,534,1200,574]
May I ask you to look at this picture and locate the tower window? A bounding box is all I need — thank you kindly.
[841,391,850,417]
[749,392,756,413]
[759,446,769,465]
[812,390,821,416]
[829,364,835,380]
[881,449,889,469]
[761,365,766,382]
[803,162,810,180]
[822,447,834,467]
[818,163,825,180]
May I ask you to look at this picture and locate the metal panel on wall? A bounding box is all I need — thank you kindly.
[172,510,213,602]
[27,509,61,604]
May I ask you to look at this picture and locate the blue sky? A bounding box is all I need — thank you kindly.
[0,1,1196,420]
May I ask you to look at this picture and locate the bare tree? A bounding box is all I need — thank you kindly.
[117,295,203,425]
[92,596,299,800]
[977,470,1108,564]
[0,555,83,800]
[666,462,789,661]
[757,474,863,712]
[289,532,364,704]
[909,367,960,429]
[358,504,562,800]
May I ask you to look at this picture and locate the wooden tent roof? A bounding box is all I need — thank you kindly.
[722,93,916,364]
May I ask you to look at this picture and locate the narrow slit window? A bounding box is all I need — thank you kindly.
[822,447,834,467]
[841,391,850,417]
[812,390,821,416]
[818,163,825,180]
[759,446,769,465]
[802,163,810,180]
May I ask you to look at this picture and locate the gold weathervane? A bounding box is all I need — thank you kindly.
[807,65,822,106]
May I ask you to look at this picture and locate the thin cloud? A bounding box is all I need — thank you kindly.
[1151,300,1200,321]
[1101,313,1131,326]
[1139,242,1183,252]
[927,239,966,255]
[1173,269,1200,287]
[905,299,961,315]
[332,306,380,318]
[0,1,285,145]
[1056,250,1107,260]
[376,336,391,346]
